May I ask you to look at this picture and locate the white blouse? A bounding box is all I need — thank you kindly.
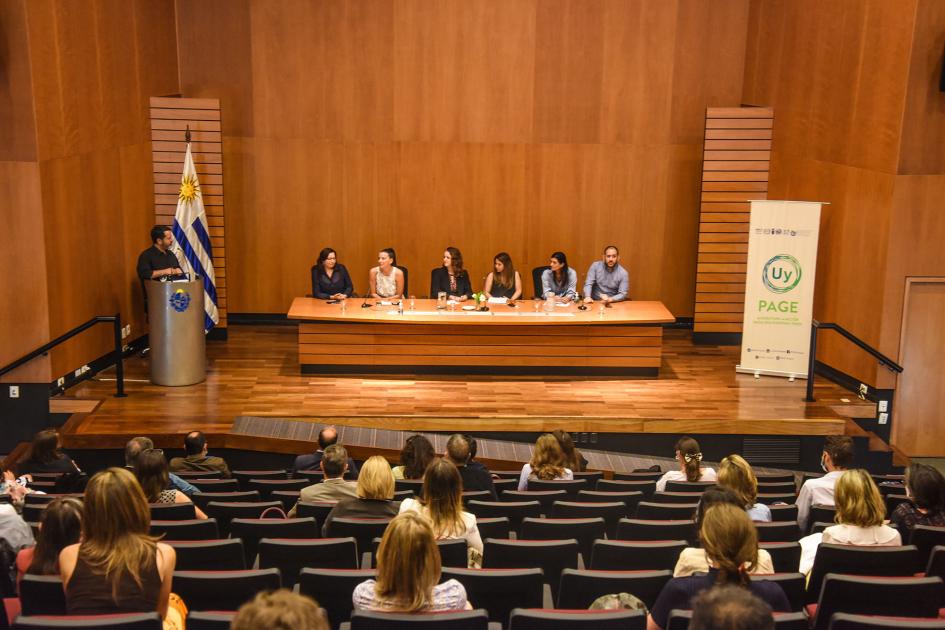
[655,467,717,492]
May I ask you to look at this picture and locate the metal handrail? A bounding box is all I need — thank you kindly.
[0,314,127,398]
[805,319,902,402]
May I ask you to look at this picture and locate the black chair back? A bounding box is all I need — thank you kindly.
[150,518,219,541]
[19,575,67,615]
[166,539,245,570]
[172,568,281,611]
[507,606,646,629]
[349,609,489,629]
[531,266,549,299]
[299,568,376,628]
[482,538,579,603]
[759,542,802,573]
[442,567,543,627]
[806,544,921,604]
[229,517,319,565]
[557,568,672,610]
[258,537,358,587]
[589,539,686,571]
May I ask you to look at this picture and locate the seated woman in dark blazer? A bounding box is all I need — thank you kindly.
[311,247,354,299]
[430,247,472,301]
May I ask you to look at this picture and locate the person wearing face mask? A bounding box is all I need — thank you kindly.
[796,435,854,532]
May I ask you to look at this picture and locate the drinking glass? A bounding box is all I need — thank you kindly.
[437,291,448,309]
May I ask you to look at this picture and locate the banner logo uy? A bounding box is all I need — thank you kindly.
[762,255,802,294]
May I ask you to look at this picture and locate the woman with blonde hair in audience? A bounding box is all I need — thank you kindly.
[647,503,790,630]
[353,511,471,612]
[135,448,208,520]
[718,454,771,522]
[799,469,902,574]
[656,436,717,492]
[673,486,774,577]
[59,468,186,628]
[518,433,574,490]
[400,458,483,567]
[322,455,401,535]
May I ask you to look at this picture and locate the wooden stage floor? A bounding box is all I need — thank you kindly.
[58,324,866,448]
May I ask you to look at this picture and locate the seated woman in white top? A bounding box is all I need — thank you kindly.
[518,433,574,491]
[368,247,404,299]
[541,252,578,302]
[353,511,471,612]
[399,458,483,567]
[717,454,771,522]
[673,486,774,577]
[799,469,902,574]
[656,436,718,492]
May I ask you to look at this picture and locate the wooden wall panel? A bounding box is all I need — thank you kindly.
[177,0,752,317]
[0,0,37,162]
[23,0,179,377]
[693,107,772,336]
[150,97,228,328]
[898,0,945,175]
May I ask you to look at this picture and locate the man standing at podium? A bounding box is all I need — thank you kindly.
[137,225,183,281]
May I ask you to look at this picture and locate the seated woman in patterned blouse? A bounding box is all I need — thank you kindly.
[890,463,945,535]
[135,448,207,520]
[352,511,471,612]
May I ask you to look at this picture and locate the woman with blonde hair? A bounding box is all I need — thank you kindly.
[823,469,901,546]
[518,433,574,490]
[656,436,717,492]
[59,468,185,628]
[552,429,587,473]
[647,503,789,630]
[400,458,483,567]
[322,456,401,535]
[718,454,771,522]
[353,512,470,612]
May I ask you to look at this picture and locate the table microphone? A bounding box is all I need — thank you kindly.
[360,293,373,308]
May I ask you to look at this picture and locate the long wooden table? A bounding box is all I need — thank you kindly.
[288,297,675,375]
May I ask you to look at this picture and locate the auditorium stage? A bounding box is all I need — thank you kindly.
[54,324,867,458]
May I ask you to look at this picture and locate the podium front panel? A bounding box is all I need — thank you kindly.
[146,279,206,386]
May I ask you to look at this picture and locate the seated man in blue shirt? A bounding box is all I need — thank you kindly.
[583,245,629,304]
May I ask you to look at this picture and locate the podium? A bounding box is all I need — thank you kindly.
[146,278,206,386]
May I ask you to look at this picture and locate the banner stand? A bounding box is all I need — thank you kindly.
[736,200,828,380]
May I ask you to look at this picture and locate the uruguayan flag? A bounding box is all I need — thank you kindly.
[171,144,219,332]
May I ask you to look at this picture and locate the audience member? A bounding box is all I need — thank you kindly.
[15,429,80,476]
[392,434,435,480]
[445,434,496,499]
[462,434,488,475]
[890,463,945,534]
[168,431,231,478]
[647,503,790,630]
[232,589,327,630]
[1,469,32,504]
[673,486,773,577]
[400,458,483,567]
[656,437,717,492]
[135,448,208,520]
[796,435,853,531]
[353,511,470,612]
[0,493,34,552]
[293,426,360,477]
[291,445,358,515]
[717,455,771,522]
[688,584,775,630]
[799,469,901,574]
[323,456,401,535]
[17,496,83,585]
[552,429,587,473]
[125,437,199,497]
[517,433,574,490]
[59,468,183,626]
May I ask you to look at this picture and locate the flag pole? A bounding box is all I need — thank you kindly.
[185,124,191,144]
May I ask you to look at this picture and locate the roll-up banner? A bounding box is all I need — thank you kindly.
[736,200,823,379]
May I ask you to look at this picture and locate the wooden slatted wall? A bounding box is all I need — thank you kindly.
[149,97,227,332]
[693,107,773,343]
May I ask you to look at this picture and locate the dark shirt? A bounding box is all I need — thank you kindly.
[168,453,231,478]
[311,264,354,299]
[490,279,516,299]
[649,569,791,629]
[16,455,78,476]
[430,267,472,299]
[66,551,162,615]
[292,451,360,478]
[322,497,401,536]
[457,463,497,500]
[136,246,182,281]
[890,501,945,534]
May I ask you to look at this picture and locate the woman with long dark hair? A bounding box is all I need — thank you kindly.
[392,435,436,480]
[430,247,472,301]
[656,436,717,492]
[483,252,522,301]
[18,497,83,584]
[16,429,80,476]
[311,247,353,299]
[647,503,789,630]
[541,251,578,301]
[135,449,207,520]
[890,463,945,534]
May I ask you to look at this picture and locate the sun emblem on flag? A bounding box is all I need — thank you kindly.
[179,174,200,202]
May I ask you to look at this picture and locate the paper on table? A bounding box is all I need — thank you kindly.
[487,297,508,304]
